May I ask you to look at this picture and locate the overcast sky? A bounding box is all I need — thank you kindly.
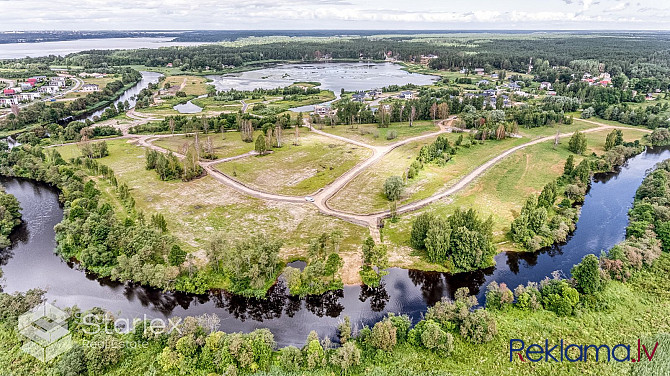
[0,0,668,31]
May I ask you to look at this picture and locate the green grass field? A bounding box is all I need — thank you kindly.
[319,120,440,146]
[214,130,372,196]
[383,127,652,269]
[153,132,259,160]
[53,140,368,269]
[329,134,529,215]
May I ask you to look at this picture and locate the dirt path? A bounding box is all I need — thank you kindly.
[67,113,652,285]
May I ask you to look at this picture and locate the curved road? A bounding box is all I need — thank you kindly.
[59,114,653,239]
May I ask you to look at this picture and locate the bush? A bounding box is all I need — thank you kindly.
[410,212,435,249]
[279,346,302,371]
[460,309,498,344]
[485,281,514,310]
[370,318,397,352]
[540,278,579,316]
[571,254,604,295]
[383,176,405,201]
[420,320,454,355]
[513,282,542,310]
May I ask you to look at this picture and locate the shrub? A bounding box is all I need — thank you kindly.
[485,281,514,310]
[279,346,302,371]
[571,254,604,295]
[410,212,435,249]
[383,176,405,201]
[540,278,579,316]
[460,309,498,344]
[370,318,397,352]
[513,282,542,310]
[420,320,454,355]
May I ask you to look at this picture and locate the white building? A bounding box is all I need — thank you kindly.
[0,97,19,106]
[15,93,41,101]
[314,104,333,117]
[50,76,66,87]
[38,85,60,94]
[81,84,100,92]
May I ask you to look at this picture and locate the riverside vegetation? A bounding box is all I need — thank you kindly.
[1,156,669,375]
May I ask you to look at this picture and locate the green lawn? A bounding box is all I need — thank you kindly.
[383,128,652,269]
[329,134,529,215]
[214,130,372,196]
[53,139,368,266]
[319,120,440,146]
[153,132,258,160]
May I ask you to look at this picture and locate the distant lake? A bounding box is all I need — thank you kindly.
[0,37,206,59]
[206,62,438,95]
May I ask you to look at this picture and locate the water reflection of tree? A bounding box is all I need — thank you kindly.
[305,290,344,317]
[358,283,389,312]
[407,270,446,306]
[0,222,30,267]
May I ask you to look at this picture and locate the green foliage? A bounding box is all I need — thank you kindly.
[0,187,21,248]
[168,244,186,266]
[222,236,282,296]
[420,320,454,355]
[383,175,405,201]
[410,212,434,249]
[370,318,397,352]
[571,254,604,295]
[287,232,345,296]
[79,140,109,159]
[568,131,587,154]
[540,278,580,316]
[418,208,495,270]
[255,133,267,154]
[459,309,498,344]
[563,154,575,175]
[484,281,514,310]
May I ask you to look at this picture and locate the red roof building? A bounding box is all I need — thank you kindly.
[3,89,15,95]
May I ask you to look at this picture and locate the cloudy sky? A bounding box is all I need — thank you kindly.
[0,0,668,30]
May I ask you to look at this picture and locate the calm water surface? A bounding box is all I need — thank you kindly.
[1,147,668,346]
[0,37,205,59]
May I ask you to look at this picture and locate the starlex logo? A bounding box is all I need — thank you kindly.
[18,302,74,362]
[510,339,659,363]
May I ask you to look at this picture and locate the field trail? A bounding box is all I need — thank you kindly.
[60,114,651,285]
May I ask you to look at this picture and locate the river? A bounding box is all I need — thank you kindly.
[0,37,206,60]
[86,71,163,120]
[1,147,668,347]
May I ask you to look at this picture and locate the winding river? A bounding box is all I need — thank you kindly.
[86,71,163,120]
[1,147,668,347]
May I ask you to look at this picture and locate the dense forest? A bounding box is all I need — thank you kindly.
[5,33,670,89]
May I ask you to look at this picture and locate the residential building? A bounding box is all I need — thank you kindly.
[15,93,41,101]
[352,92,365,102]
[540,82,553,90]
[20,83,34,90]
[474,68,485,75]
[38,85,60,94]
[3,89,15,95]
[0,97,19,106]
[399,91,414,99]
[50,76,66,87]
[81,84,100,92]
[419,54,438,65]
[314,104,333,117]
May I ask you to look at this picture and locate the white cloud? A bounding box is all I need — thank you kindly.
[0,0,667,30]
